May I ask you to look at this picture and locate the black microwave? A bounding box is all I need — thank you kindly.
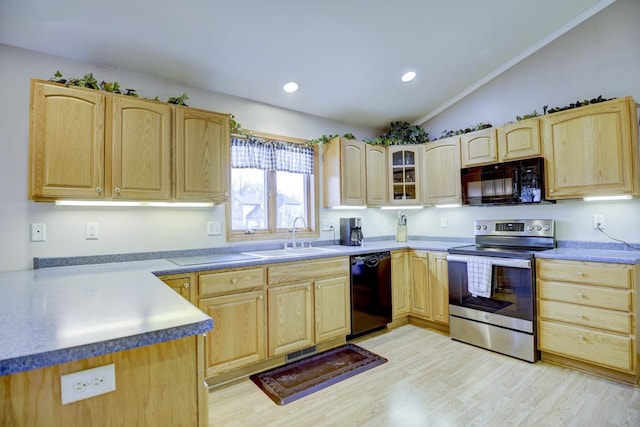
[461,157,552,206]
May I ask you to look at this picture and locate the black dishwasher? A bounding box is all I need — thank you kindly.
[348,252,392,339]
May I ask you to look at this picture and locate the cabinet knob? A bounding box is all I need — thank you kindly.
[549,189,554,193]
[502,153,507,158]
[258,295,263,300]
[576,272,584,277]
[114,187,121,194]
[224,191,229,197]
[183,282,189,289]
[577,292,584,298]
[230,278,237,285]
[577,313,584,319]
[307,286,311,291]
[577,334,585,341]
[95,186,102,193]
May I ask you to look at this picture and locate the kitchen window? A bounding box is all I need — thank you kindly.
[227,133,318,241]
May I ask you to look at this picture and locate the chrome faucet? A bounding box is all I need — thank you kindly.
[290,216,307,249]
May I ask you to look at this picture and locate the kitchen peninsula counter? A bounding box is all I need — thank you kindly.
[0,259,212,377]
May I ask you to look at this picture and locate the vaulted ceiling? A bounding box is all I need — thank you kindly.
[0,0,613,128]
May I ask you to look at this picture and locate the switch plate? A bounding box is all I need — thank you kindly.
[593,214,605,230]
[86,222,99,240]
[440,217,447,228]
[30,223,46,242]
[61,363,116,404]
[207,221,222,235]
[321,221,333,231]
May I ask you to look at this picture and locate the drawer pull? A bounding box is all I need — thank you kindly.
[577,292,584,298]
[577,334,585,341]
[577,313,584,319]
[258,295,263,300]
[183,282,189,289]
[576,272,584,277]
[230,278,237,285]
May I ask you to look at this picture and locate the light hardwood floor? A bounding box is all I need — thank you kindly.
[208,325,640,426]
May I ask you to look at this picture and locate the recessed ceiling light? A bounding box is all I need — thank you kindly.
[283,82,299,93]
[401,71,416,83]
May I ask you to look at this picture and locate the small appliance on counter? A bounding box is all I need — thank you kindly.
[340,217,364,246]
[396,212,407,242]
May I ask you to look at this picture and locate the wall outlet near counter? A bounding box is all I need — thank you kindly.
[207,221,222,235]
[593,214,605,230]
[440,217,447,228]
[86,222,99,240]
[61,363,116,404]
[321,220,334,231]
[30,223,46,241]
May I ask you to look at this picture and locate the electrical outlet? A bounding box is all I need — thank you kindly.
[440,217,447,228]
[321,220,334,231]
[86,222,99,240]
[207,221,222,235]
[593,214,605,230]
[30,223,46,242]
[60,364,116,404]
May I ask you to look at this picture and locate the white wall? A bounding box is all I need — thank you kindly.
[2,0,639,272]
[416,0,640,245]
[0,44,383,272]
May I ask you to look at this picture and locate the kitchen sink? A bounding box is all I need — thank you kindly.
[242,246,341,259]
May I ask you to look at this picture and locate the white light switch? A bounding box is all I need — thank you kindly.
[30,223,46,242]
[207,221,222,235]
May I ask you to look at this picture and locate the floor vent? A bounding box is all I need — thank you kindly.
[286,345,317,363]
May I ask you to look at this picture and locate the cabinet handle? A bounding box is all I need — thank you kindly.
[576,272,584,277]
[95,186,102,193]
[224,191,229,197]
[502,153,507,158]
[114,187,121,194]
[549,189,554,193]
[577,313,584,319]
[183,282,189,289]
[307,286,311,291]
[577,292,584,298]
[230,278,237,285]
[577,334,585,341]
[258,295,263,300]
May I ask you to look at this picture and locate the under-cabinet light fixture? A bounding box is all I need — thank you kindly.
[583,195,632,202]
[435,203,462,208]
[55,201,214,208]
[330,205,367,210]
[379,206,424,210]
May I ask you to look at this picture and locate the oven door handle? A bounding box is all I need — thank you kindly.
[446,254,531,269]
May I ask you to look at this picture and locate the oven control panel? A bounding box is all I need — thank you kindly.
[474,219,554,237]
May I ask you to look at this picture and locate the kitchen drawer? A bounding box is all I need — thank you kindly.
[537,259,632,289]
[538,280,631,311]
[539,320,634,372]
[538,300,632,334]
[267,257,349,286]
[199,267,264,296]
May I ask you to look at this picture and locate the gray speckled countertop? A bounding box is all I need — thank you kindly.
[4,238,639,377]
[535,247,640,264]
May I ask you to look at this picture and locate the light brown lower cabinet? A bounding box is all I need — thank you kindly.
[267,257,350,357]
[408,250,449,326]
[391,251,410,323]
[537,258,639,385]
[196,267,266,378]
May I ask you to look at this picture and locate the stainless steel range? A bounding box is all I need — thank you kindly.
[447,219,555,362]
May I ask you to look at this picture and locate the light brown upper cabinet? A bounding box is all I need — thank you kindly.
[29,80,106,200]
[460,127,497,167]
[108,95,172,200]
[388,145,421,205]
[497,118,541,162]
[322,137,366,207]
[365,144,388,206]
[422,136,461,205]
[174,106,230,203]
[542,96,640,199]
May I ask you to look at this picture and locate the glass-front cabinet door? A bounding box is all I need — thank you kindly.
[387,146,421,205]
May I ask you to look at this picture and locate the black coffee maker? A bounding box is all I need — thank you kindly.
[340,217,363,246]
